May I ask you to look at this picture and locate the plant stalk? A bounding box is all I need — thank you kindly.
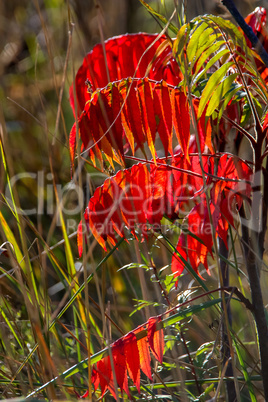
[241,146,268,399]
[219,238,237,401]
[221,0,268,67]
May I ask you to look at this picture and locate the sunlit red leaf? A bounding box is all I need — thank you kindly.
[69,123,77,166]
[69,77,215,168]
[192,98,213,153]
[137,79,157,162]
[171,89,190,162]
[78,154,251,281]
[154,81,173,157]
[84,315,166,399]
[77,221,84,257]
[70,33,182,116]
[171,235,188,282]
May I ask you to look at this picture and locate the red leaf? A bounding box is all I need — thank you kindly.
[137,79,157,162]
[77,221,84,257]
[110,84,125,159]
[92,365,100,392]
[71,78,215,169]
[78,154,252,283]
[79,390,89,399]
[112,339,127,394]
[192,98,213,153]
[124,332,141,393]
[69,123,77,167]
[238,7,268,77]
[154,81,173,158]
[147,316,164,363]
[171,235,188,282]
[187,204,213,275]
[171,89,190,162]
[125,79,146,151]
[97,355,112,397]
[129,164,150,234]
[134,325,152,380]
[70,33,181,116]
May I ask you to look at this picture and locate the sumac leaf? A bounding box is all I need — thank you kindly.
[112,338,127,394]
[147,316,164,363]
[70,33,181,116]
[69,78,214,168]
[124,332,141,393]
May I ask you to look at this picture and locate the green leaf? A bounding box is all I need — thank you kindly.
[216,85,244,126]
[198,61,234,118]
[163,299,222,327]
[187,23,213,63]
[195,341,214,358]
[205,15,246,48]
[194,42,228,78]
[173,23,188,68]
[192,47,230,89]
[206,73,238,116]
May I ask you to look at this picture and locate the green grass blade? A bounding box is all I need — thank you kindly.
[233,338,257,401]
[138,0,178,34]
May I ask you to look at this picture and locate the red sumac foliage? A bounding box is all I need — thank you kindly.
[69,78,213,166]
[70,21,254,399]
[70,33,182,117]
[78,153,251,279]
[80,316,164,399]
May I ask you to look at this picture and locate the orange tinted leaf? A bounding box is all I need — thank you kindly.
[134,326,152,380]
[147,316,164,363]
[111,84,124,158]
[77,221,84,257]
[69,123,77,167]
